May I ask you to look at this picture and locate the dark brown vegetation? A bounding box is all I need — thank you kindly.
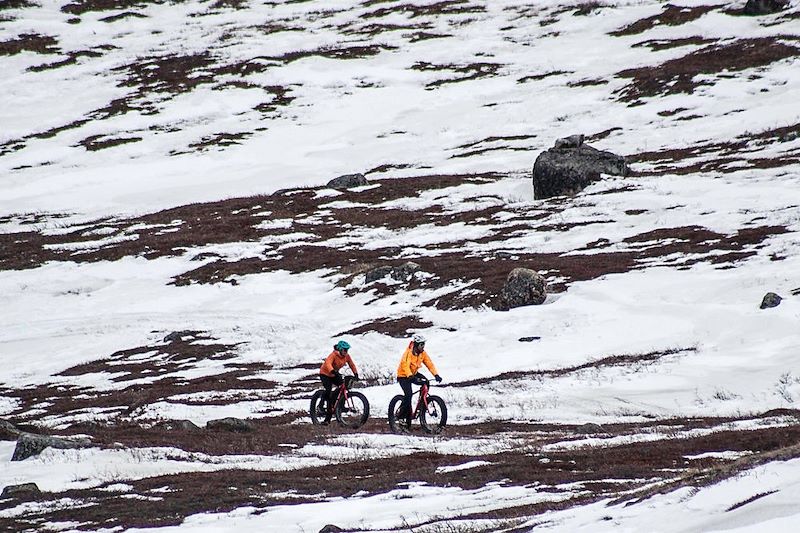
[2,412,798,531]
[337,315,434,338]
[61,0,167,16]
[632,36,717,51]
[78,134,143,151]
[629,122,800,175]
[517,70,571,83]
[453,347,695,387]
[363,0,486,19]
[617,38,800,102]
[0,33,58,55]
[410,60,504,89]
[1,169,787,311]
[0,333,276,424]
[611,4,717,37]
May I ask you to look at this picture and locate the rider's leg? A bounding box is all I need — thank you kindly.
[330,373,344,412]
[398,377,413,426]
[320,375,334,420]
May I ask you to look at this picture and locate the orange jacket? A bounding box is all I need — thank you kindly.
[320,350,358,377]
[396,342,438,378]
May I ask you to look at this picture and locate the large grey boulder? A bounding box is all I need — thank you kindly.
[12,433,91,461]
[760,292,782,309]
[743,0,788,15]
[319,526,343,533]
[206,417,255,433]
[532,135,628,199]
[365,262,421,283]
[1,483,41,500]
[327,173,368,189]
[500,268,547,309]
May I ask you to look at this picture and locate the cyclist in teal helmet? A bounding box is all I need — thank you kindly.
[318,340,359,423]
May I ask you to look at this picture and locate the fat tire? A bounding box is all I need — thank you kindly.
[310,390,328,425]
[420,395,447,434]
[336,391,370,429]
[387,395,406,433]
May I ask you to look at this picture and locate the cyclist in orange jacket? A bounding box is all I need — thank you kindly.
[319,340,359,421]
[396,334,442,427]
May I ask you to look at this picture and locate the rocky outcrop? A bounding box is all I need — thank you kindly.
[155,419,201,431]
[0,418,22,441]
[365,261,421,283]
[532,135,628,199]
[743,0,788,15]
[12,433,92,461]
[163,330,197,342]
[206,417,254,432]
[499,268,547,309]
[760,292,782,309]
[327,173,368,189]
[319,526,343,533]
[1,483,41,500]
[575,423,606,434]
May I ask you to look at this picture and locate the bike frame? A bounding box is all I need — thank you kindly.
[408,381,430,420]
[328,376,354,411]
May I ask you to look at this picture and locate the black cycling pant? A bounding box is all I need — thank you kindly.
[398,376,415,422]
[320,374,343,410]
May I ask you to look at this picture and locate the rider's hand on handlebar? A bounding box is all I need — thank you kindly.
[435,374,442,383]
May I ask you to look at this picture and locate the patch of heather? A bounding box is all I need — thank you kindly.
[363,1,487,20]
[632,36,718,51]
[3,417,799,532]
[453,348,694,387]
[610,4,717,37]
[0,33,59,55]
[4,333,262,422]
[617,38,800,102]
[337,316,434,338]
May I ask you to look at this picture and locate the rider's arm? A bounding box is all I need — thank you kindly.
[422,352,439,376]
[346,354,358,376]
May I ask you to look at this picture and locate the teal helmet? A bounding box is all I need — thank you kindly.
[335,340,351,352]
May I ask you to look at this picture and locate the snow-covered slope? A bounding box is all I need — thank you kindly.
[2,0,800,531]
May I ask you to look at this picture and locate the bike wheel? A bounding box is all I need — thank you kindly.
[336,391,370,429]
[309,390,328,425]
[420,395,447,434]
[387,395,408,433]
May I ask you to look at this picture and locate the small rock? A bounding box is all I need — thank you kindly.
[163,330,196,343]
[206,417,255,433]
[554,134,584,149]
[365,265,395,283]
[518,336,541,342]
[365,262,420,283]
[389,261,420,281]
[0,419,21,441]
[155,419,201,431]
[743,0,788,16]
[575,423,605,434]
[327,173,368,189]
[319,525,344,533]
[1,483,41,500]
[12,433,91,461]
[760,292,782,309]
[500,268,547,309]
